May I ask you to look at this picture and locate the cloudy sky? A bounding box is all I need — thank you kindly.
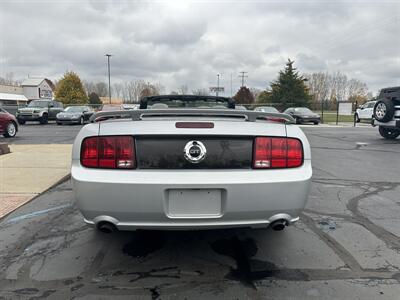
[0,0,399,96]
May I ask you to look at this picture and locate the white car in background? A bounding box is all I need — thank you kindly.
[355,100,376,123]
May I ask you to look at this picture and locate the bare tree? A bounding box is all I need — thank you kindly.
[177,85,189,95]
[249,87,262,100]
[113,83,123,99]
[192,88,209,96]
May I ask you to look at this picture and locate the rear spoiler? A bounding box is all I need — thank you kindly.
[89,109,295,124]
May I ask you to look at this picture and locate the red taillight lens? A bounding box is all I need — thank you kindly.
[81,136,135,169]
[81,137,98,168]
[253,137,303,169]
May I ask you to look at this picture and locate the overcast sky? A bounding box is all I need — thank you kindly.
[0,0,399,95]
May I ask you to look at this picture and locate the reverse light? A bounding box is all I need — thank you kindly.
[253,137,303,169]
[81,136,135,169]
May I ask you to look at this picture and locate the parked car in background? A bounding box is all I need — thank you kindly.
[73,95,312,233]
[16,100,63,124]
[355,100,376,123]
[0,108,18,138]
[121,104,139,110]
[235,105,247,110]
[373,86,400,139]
[283,107,320,125]
[56,106,94,125]
[101,104,122,111]
[254,106,280,113]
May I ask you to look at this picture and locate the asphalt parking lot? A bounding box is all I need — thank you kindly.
[1,124,399,299]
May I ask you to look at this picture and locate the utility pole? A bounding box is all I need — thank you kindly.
[105,54,112,104]
[238,71,248,87]
[216,74,220,97]
[230,73,233,97]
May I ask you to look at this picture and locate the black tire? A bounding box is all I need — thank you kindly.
[3,121,17,138]
[313,121,319,125]
[17,118,25,125]
[354,113,360,123]
[378,126,400,140]
[56,122,62,125]
[79,116,84,125]
[295,117,301,124]
[39,114,48,124]
[374,99,395,122]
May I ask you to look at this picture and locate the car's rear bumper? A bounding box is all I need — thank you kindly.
[298,117,320,123]
[373,119,400,128]
[57,119,81,124]
[17,115,41,121]
[72,160,312,230]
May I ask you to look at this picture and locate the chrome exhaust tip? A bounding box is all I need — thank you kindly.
[97,221,117,233]
[270,219,288,231]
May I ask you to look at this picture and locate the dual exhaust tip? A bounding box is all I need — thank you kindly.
[96,218,290,234]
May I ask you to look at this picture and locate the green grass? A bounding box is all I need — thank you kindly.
[321,113,355,123]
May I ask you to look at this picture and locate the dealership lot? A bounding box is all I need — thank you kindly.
[0,125,399,299]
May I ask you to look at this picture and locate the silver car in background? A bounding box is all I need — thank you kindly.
[72,95,312,233]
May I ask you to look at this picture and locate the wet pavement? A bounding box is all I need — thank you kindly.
[0,126,399,299]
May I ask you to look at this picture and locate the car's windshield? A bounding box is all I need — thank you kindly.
[28,101,50,108]
[294,107,313,113]
[64,106,86,112]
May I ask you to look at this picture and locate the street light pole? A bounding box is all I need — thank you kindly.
[216,74,220,97]
[105,54,112,104]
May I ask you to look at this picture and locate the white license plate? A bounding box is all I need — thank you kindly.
[167,189,222,218]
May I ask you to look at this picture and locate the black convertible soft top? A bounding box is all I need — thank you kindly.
[140,95,236,109]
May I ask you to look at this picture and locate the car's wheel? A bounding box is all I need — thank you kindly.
[374,99,395,122]
[39,114,48,124]
[17,118,25,125]
[79,116,84,125]
[295,117,301,124]
[313,121,319,125]
[56,122,62,125]
[354,113,360,123]
[4,122,17,138]
[378,126,400,139]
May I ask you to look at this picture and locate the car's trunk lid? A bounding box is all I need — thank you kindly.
[98,118,287,169]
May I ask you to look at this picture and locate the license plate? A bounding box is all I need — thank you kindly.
[167,189,222,218]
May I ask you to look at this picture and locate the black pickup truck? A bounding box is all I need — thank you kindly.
[373,86,400,139]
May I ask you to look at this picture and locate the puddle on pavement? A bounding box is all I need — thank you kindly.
[210,236,307,286]
[122,231,165,258]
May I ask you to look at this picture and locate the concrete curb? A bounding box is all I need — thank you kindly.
[0,174,71,222]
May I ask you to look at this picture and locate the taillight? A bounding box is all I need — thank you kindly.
[253,137,303,169]
[81,136,135,169]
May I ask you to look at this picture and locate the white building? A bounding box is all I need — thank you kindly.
[21,78,55,100]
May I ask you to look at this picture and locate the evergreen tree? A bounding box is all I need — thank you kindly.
[55,71,88,104]
[270,59,311,107]
[88,92,102,105]
[233,86,255,104]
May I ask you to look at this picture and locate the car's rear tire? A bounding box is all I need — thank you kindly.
[39,114,48,124]
[79,116,84,125]
[295,117,301,124]
[56,122,62,125]
[4,121,17,138]
[354,113,360,123]
[378,126,400,139]
[313,121,319,125]
[374,99,395,122]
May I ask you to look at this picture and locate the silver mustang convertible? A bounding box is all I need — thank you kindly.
[72,95,312,233]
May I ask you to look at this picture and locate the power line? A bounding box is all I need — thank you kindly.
[238,71,248,87]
